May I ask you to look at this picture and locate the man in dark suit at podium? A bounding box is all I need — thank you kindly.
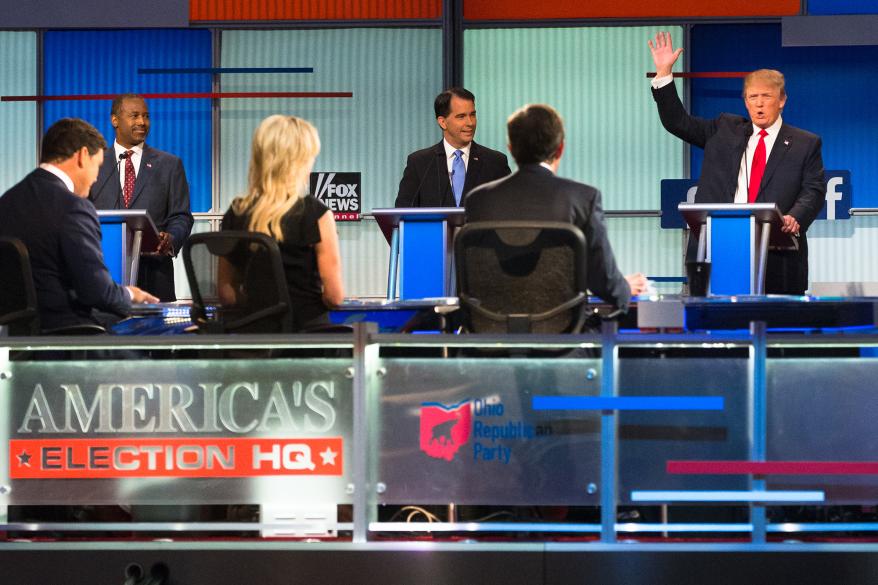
[89,94,194,301]
[0,118,157,331]
[465,104,647,313]
[648,32,825,294]
[395,87,511,208]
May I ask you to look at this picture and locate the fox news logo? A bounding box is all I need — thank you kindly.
[310,172,361,221]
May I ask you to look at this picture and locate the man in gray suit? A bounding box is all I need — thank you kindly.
[89,94,194,301]
[465,104,646,313]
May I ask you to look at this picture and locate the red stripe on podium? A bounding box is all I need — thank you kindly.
[668,461,878,475]
[1,91,353,103]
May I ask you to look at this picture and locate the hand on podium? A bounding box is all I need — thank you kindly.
[126,286,159,304]
[625,272,649,296]
[145,231,175,257]
[781,214,801,236]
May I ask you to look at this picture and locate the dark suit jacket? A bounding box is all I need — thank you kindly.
[395,141,511,208]
[652,82,825,294]
[0,169,131,330]
[465,164,632,312]
[89,144,194,300]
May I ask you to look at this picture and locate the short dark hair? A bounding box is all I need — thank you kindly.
[111,93,146,116]
[40,118,107,164]
[506,104,565,165]
[434,87,476,118]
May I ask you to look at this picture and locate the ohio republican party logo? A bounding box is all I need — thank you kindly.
[419,400,471,461]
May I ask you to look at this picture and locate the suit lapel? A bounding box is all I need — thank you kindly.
[758,126,792,199]
[129,146,153,208]
[462,142,483,198]
[433,142,454,206]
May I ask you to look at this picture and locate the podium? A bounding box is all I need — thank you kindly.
[679,203,799,296]
[96,210,160,286]
[372,207,465,299]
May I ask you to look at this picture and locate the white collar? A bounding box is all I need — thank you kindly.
[114,140,144,157]
[443,139,472,159]
[38,163,74,193]
[752,115,783,136]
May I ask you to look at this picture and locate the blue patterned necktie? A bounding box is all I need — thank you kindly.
[451,149,465,206]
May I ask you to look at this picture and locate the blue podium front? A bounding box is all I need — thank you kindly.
[679,203,797,296]
[373,208,465,300]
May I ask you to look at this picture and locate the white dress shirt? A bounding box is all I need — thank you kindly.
[39,163,74,192]
[114,141,144,190]
[443,139,471,180]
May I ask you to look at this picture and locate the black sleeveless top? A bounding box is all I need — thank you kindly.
[222,195,330,330]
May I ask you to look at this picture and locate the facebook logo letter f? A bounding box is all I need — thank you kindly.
[818,171,851,221]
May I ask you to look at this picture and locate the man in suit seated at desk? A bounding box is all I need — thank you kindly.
[465,103,647,313]
[0,118,157,332]
[395,87,511,208]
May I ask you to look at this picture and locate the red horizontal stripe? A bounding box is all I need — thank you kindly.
[668,460,878,475]
[646,72,750,79]
[1,92,353,103]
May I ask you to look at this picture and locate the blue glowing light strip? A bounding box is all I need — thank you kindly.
[370,521,878,534]
[532,396,724,411]
[138,67,314,74]
[631,490,825,503]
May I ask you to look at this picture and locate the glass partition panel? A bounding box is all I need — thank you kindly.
[1,358,352,506]
[767,356,878,503]
[377,357,602,506]
[617,357,750,502]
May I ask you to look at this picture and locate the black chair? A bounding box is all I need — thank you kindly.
[0,236,105,336]
[454,221,590,334]
[183,231,294,334]
[183,230,352,335]
[0,236,39,336]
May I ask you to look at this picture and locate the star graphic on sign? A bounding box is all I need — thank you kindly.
[17,451,32,467]
[319,447,338,467]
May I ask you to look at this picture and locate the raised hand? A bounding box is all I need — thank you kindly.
[648,31,683,78]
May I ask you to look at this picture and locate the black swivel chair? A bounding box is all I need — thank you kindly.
[454,221,590,335]
[183,230,352,335]
[0,236,39,336]
[0,236,105,336]
[183,231,294,334]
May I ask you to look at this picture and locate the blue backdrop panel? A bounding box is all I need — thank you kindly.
[690,24,878,208]
[43,29,212,213]
[808,0,878,14]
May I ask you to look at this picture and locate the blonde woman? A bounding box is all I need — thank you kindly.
[221,115,343,330]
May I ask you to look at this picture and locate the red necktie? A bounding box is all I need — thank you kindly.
[123,150,136,208]
[748,129,768,204]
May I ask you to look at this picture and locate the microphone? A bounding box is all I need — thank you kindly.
[408,154,437,207]
[114,151,130,210]
[90,151,129,209]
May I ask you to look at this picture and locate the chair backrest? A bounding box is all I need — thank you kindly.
[183,231,293,334]
[0,236,40,336]
[454,221,589,334]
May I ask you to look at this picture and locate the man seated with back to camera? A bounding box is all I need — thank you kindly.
[220,114,344,332]
[0,117,158,333]
[464,103,648,317]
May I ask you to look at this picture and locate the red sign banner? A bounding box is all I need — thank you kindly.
[9,437,343,479]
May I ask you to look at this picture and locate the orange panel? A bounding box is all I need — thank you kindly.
[463,0,801,20]
[190,0,442,21]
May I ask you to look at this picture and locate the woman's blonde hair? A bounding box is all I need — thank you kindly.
[232,114,320,241]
